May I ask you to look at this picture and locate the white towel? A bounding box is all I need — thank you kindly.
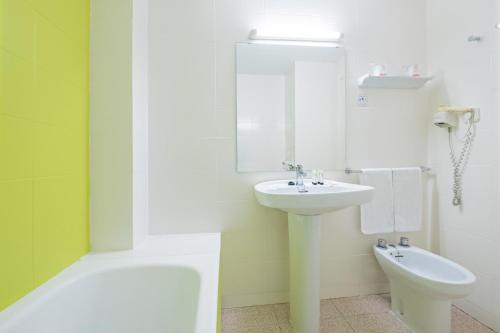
[393,167,422,232]
[359,169,394,234]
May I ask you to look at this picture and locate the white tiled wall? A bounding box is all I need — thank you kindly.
[148,0,430,307]
[426,0,500,330]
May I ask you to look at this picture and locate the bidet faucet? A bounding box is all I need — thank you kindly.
[399,237,410,247]
[388,243,404,261]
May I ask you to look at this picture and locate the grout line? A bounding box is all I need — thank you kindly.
[269,304,280,330]
[331,298,358,333]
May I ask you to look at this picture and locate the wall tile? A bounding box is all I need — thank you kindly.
[222,258,275,295]
[359,254,388,287]
[0,0,89,311]
[33,176,88,285]
[355,0,425,64]
[0,180,34,309]
[35,15,66,73]
[215,0,266,109]
[0,50,34,120]
[0,115,33,181]
[27,0,89,42]
[320,255,361,298]
[427,0,500,324]
[150,0,430,306]
[0,0,36,60]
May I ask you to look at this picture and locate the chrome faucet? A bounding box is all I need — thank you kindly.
[377,239,388,249]
[282,161,308,193]
[399,237,410,247]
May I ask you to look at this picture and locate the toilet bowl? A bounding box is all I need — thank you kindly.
[374,244,476,333]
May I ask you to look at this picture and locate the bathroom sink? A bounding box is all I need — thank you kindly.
[254,179,373,215]
[254,179,373,332]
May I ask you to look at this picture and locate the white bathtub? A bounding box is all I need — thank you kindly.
[0,234,221,333]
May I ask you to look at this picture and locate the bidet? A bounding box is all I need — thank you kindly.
[374,244,476,333]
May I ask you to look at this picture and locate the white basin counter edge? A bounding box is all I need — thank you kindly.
[255,179,374,215]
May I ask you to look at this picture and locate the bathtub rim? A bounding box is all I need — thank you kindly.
[0,233,221,333]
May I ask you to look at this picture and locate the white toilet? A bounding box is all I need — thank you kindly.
[374,242,476,333]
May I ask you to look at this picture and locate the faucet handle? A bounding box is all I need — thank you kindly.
[399,237,410,247]
[296,164,307,176]
[377,239,387,249]
[282,161,296,171]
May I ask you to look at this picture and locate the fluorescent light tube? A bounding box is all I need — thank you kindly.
[249,29,343,43]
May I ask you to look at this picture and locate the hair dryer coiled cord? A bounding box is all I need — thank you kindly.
[448,120,475,206]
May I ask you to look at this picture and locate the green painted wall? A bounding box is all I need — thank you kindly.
[0,0,89,310]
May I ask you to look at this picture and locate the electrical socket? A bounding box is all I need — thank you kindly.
[357,94,369,107]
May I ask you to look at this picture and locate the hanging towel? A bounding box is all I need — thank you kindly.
[359,169,394,234]
[393,167,422,232]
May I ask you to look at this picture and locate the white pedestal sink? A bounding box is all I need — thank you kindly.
[254,179,374,333]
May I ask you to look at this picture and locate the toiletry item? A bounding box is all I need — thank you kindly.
[404,64,421,77]
[312,169,318,185]
[369,63,387,77]
[318,170,324,185]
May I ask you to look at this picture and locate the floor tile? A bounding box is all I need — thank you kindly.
[272,303,290,328]
[321,299,342,319]
[321,316,355,333]
[222,295,495,333]
[451,307,495,333]
[223,305,278,331]
[345,312,408,333]
[269,300,342,330]
[333,295,390,317]
[379,293,391,305]
[224,326,281,333]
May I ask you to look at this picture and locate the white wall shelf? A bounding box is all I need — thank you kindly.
[358,74,433,89]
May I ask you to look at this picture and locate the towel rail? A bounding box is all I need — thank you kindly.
[345,166,431,175]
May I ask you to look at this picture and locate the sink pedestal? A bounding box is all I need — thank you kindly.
[288,213,321,333]
[254,179,374,333]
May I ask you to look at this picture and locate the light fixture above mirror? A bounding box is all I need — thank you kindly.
[248,28,343,43]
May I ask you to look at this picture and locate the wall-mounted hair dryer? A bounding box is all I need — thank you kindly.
[433,106,480,206]
[433,106,480,128]
[433,111,458,128]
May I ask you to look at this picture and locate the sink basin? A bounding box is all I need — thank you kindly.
[254,178,374,333]
[255,179,373,215]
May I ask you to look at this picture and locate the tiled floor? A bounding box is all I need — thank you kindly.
[221,294,495,333]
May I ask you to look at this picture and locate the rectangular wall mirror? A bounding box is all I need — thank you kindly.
[236,42,346,172]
